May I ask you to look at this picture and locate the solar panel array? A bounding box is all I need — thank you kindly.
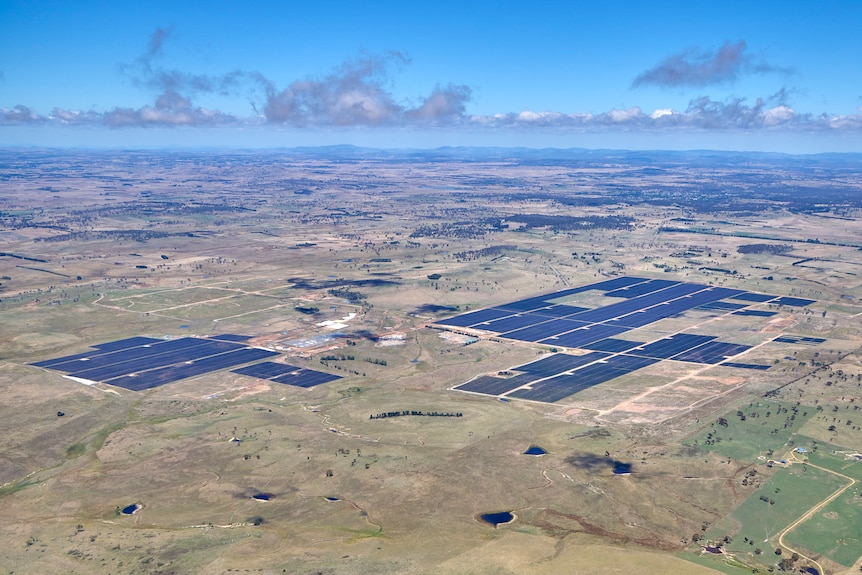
[231,361,342,388]
[30,335,342,391]
[31,336,279,391]
[439,276,820,404]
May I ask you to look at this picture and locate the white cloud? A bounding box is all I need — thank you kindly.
[608,107,643,122]
[650,108,676,119]
[762,105,795,125]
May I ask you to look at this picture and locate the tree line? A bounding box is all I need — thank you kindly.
[370,410,462,419]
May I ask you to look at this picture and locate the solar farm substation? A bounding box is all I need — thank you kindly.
[435,276,820,405]
[31,334,342,391]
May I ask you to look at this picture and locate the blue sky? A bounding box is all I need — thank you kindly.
[1,0,860,152]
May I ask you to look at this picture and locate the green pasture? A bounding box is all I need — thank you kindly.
[801,439,862,480]
[783,482,862,566]
[704,464,847,557]
[780,437,862,566]
[684,400,814,462]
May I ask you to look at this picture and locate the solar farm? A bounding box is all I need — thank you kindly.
[30,334,342,391]
[5,151,862,575]
[437,276,818,404]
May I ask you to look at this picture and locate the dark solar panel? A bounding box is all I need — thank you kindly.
[581,338,645,353]
[605,310,670,329]
[507,373,596,403]
[502,318,586,342]
[232,361,302,379]
[45,337,216,373]
[604,279,679,299]
[455,373,539,395]
[30,351,106,368]
[272,369,341,388]
[539,324,629,348]
[529,304,591,318]
[730,292,776,303]
[33,334,282,390]
[92,336,162,351]
[436,307,513,327]
[31,338,201,369]
[522,314,590,328]
[588,276,651,292]
[104,347,277,390]
[496,297,555,312]
[508,355,658,403]
[632,334,716,359]
[479,314,548,333]
[567,282,707,324]
[517,352,609,376]
[696,301,748,311]
[440,277,806,405]
[672,341,751,364]
[609,288,747,328]
[66,340,244,381]
[704,287,748,300]
[537,277,649,302]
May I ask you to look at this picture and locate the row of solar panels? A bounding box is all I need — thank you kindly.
[31,334,341,391]
[441,276,820,404]
[455,330,816,403]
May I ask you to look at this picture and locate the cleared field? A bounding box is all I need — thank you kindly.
[101,286,235,311]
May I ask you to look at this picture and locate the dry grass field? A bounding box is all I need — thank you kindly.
[1,148,861,574]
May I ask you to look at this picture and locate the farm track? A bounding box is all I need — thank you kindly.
[775,453,857,575]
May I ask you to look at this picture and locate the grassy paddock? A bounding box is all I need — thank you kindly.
[684,400,814,462]
[703,464,846,559]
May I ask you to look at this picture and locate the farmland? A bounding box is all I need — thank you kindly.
[1,147,861,574]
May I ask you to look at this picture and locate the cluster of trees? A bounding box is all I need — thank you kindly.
[35,229,195,243]
[369,410,462,419]
[0,252,47,262]
[327,288,365,302]
[409,219,505,239]
[452,245,514,261]
[740,469,758,487]
[737,243,793,255]
[505,213,634,232]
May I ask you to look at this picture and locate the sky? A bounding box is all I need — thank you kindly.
[1,0,861,152]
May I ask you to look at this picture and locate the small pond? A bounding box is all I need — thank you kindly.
[480,511,514,527]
